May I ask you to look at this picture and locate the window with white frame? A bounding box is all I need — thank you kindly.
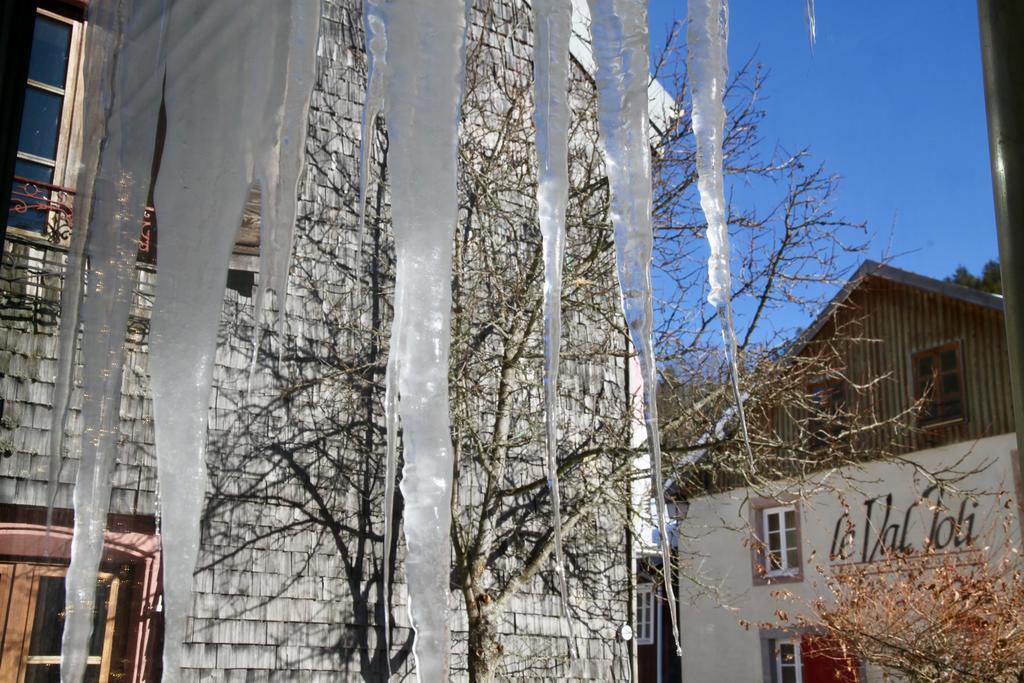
[775,639,803,683]
[635,583,654,645]
[762,505,799,576]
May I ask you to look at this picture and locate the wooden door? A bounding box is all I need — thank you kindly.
[0,563,120,683]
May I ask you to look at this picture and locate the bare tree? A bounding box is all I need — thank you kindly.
[200,8,886,682]
[771,512,1024,683]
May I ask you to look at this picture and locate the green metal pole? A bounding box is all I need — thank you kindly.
[978,0,1024,456]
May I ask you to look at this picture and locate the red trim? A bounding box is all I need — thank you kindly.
[0,508,162,682]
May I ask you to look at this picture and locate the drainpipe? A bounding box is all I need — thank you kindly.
[978,1,1024,458]
[0,2,36,249]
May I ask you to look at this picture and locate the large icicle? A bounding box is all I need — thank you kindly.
[586,0,682,657]
[355,0,396,670]
[251,1,321,354]
[687,0,754,472]
[147,2,319,678]
[357,0,387,248]
[59,2,167,680]
[377,2,470,679]
[805,0,817,46]
[531,0,578,656]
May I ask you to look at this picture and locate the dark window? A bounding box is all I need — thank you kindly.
[7,7,79,241]
[807,379,846,448]
[912,342,964,427]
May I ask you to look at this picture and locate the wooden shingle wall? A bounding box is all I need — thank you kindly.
[0,0,631,680]
[782,275,1014,456]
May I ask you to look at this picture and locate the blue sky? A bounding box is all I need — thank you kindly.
[647,1,998,293]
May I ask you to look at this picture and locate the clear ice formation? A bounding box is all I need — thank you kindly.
[54,1,318,680]
[149,3,321,679]
[371,2,472,680]
[806,0,817,45]
[56,0,775,678]
[57,2,168,681]
[532,0,578,655]
[251,3,321,358]
[586,0,682,657]
[687,0,754,473]
[355,0,397,670]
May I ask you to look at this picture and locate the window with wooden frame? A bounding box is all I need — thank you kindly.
[7,3,85,245]
[635,583,655,645]
[4,1,261,267]
[0,562,122,682]
[912,342,965,427]
[806,378,846,449]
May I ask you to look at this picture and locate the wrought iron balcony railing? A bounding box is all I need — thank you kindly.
[7,175,157,264]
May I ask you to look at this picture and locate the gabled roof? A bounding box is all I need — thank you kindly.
[789,259,1005,357]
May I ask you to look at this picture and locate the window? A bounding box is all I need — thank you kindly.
[807,378,846,448]
[7,5,84,243]
[775,639,803,683]
[762,505,799,578]
[635,583,654,645]
[4,4,257,265]
[912,342,965,427]
[0,563,121,682]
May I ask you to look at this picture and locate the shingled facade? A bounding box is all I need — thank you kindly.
[0,0,639,680]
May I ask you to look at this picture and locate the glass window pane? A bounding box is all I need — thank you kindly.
[787,547,799,569]
[18,87,64,160]
[917,355,934,377]
[24,663,60,683]
[768,550,781,571]
[89,582,112,656]
[28,576,65,656]
[941,349,958,371]
[767,513,780,533]
[784,510,796,530]
[10,160,56,235]
[14,158,55,184]
[781,668,797,683]
[27,576,112,659]
[28,16,72,88]
[26,664,100,683]
[942,372,960,395]
[786,529,798,550]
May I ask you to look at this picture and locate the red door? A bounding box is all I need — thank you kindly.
[801,635,860,683]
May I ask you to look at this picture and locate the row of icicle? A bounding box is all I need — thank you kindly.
[49,0,815,680]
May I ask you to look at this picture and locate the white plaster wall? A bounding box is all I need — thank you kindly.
[678,433,1020,683]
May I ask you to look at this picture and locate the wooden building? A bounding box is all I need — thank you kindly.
[673,260,1019,683]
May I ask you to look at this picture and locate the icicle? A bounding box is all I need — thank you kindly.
[805,0,816,46]
[250,0,321,381]
[377,1,470,679]
[357,0,387,255]
[356,2,396,668]
[531,0,578,658]
[586,0,682,658]
[687,0,754,472]
[147,2,318,678]
[60,2,168,680]
[382,345,399,677]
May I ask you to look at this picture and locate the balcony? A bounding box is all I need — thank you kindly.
[7,175,157,264]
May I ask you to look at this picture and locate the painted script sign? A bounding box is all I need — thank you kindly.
[829,484,979,563]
